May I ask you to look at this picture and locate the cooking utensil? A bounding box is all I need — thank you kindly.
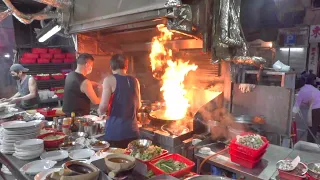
[127,139,152,152]
[104,153,136,178]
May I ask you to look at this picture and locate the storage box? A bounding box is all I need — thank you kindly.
[48,48,62,54]
[22,53,38,59]
[51,74,65,80]
[20,58,36,64]
[39,53,53,59]
[65,53,76,58]
[32,48,48,54]
[37,58,50,64]
[53,53,66,59]
[229,151,262,169]
[51,59,63,63]
[64,58,75,63]
[229,147,266,161]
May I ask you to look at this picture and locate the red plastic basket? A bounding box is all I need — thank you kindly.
[229,152,262,169]
[50,87,64,91]
[278,170,306,180]
[36,108,56,116]
[39,53,53,59]
[33,75,40,81]
[51,59,64,63]
[56,93,64,98]
[49,48,62,54]
[229,146,266,161]
[53,53,66,59]
[65,53,75,58]
[20,58,36,64]
[32,48,48,54]
[37,75,50,80]
[149,154,195,178]
[64,58,75,63]
[22,53,38,59]
[230,133,269,157]
[125,149,169,163]
[37,58,50,64]
[307,173,320,180]
[51,74,65,80]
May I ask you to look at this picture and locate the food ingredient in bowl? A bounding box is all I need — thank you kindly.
[278,161,294,171]
[236,134,264,149]
[92,141,106,147]
[43,134,65,141]
[130,145,162,161]
[106,148,126,154]
[154,158,187,173]
[109,158,131,163]
[40,128,54,135]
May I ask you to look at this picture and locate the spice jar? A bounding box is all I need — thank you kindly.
[62,118,71,135]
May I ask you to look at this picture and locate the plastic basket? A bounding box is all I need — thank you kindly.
[37,75,50,80]
[65,53,75,58]
[48,48,62,54]
[37,132,65,149]
[53,53,66,59]
[39,53,53,59]
[22,53,38,59]
[149,154,195,178]
[230,132,269,157]
[278,170,306,180]
[51,74,65,80]
[20,58,36,64]
[64,58,75,63]
[229,152,262,169]
[37,58,50,64]
[51,59,63,63]
[50,87,64,91]
[36,108,56,116]
[56,93,64,98]
[32,48,48,54]
[229,146,266,161]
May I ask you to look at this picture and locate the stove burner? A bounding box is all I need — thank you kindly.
[161,124,189,136]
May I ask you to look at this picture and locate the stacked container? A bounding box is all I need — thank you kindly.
[229,133,269,169]
[19,48,76,64]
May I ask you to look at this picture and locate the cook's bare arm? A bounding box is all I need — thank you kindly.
[12,77,37,103]
[98,77,112,115]
[80,79,101,104]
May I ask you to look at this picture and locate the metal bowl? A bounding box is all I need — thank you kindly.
[308,162,320,179]
[276,160,308,175]
[59,141,84,152]
[127,139,152,151]
[87,141,110,151]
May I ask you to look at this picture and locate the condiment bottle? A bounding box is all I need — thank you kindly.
[62,118,71,135]
[69,112,79,132]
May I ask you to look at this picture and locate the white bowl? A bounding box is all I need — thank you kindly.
[14,139,43,148]
[40,150,68,161]
[69,149,95,160]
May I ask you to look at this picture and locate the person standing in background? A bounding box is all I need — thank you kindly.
[293,78,320,143]
[98,54,141,148]
[63,53,101,116]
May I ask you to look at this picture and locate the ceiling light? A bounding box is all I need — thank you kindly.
[36,20,62,42]
[4,53,10,58]
[279,48,304,52]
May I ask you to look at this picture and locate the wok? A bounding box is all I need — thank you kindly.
[148,109,182,126]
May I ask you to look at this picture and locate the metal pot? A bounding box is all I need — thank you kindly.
[148,109,182,126]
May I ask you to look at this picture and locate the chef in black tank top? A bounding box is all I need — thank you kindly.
[63,53,101,116]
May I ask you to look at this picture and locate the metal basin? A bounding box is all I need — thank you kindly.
[127,139,152,151]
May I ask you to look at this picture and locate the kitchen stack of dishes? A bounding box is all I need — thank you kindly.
[0,121,42,154]
[13,139,44,160]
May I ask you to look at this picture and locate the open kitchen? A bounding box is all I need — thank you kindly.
[0,0,319,179]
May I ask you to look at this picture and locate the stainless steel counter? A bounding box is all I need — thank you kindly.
[195,144,293,180]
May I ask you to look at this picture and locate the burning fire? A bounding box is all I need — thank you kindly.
[149,24,198,120]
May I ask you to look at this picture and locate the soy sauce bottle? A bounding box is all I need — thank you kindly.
[69,112,78,132]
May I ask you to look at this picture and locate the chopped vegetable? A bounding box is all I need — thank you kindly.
[147,170,154,178]
[130,145,162,161]
[236,134,264,149]
[154,158,187,173]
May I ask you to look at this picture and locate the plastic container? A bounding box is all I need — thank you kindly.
[37,108,56,116]
[149,153,195,178]
[65,53,75,58]
[53,53,66,59]
[39,53,53,59]
[48,48,62,54]
[56,93,64,98]
[229,146,266,161]
[229,152,262,169]
[37,58,50,64]
[278,170,306,180]
[37,75,50,80]
[33,75,40,81]
[20,58,36,64]
[125,149,169,163]
[22,53,38,59]
[32,48,48,54]
[51,74,65,80]
[51,59,63,63]
[64,58,75,63]
[230,132,269,157]
[50,87,64,91]
[37,132,66,149]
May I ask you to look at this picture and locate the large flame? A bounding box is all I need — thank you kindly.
[149,24,198,119]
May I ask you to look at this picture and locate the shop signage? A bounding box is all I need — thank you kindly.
[308,43,319,73]
[309,25,320,42]
[285,34,296,46]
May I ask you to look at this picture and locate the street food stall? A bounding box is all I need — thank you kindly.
[0,0,320,179]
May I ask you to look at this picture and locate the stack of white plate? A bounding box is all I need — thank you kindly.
[0,121,41,154]
[13,139,44,160]
[1,165,12,175]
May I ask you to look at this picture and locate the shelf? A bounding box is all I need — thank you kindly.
[37,79,65,83]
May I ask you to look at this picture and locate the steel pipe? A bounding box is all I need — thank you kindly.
[31,0,72,9]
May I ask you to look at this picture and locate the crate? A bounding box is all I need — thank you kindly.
[51,74,65,80]
[20,58,36,64]
[230,132,269,157]
[53,54,66,59]
[64,58,75,63]
[37,58,50,64]
[149,154,195,178]
[39,53,53,59]
[229,146,266,161]
[32,48,48,54]
[278,170,306,180]
[51,59,63,63]
[36,75,50,80]
[22,53,38,59]
[65,53,75,58]
[48,48,62,54]
[125,149,169,164]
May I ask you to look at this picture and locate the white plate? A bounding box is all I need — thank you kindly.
[0,149,14,154]
[13,153,41,160]
[34,168,60,180]
[0,121,25,127]
[40,150,68,161]
[15,149,44,156]
[20,160,57,175]
[3,121,41,130]
[15,145,43,152]
[69,149,95,160]
[15,139,43,148]
[4,128,39,135]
